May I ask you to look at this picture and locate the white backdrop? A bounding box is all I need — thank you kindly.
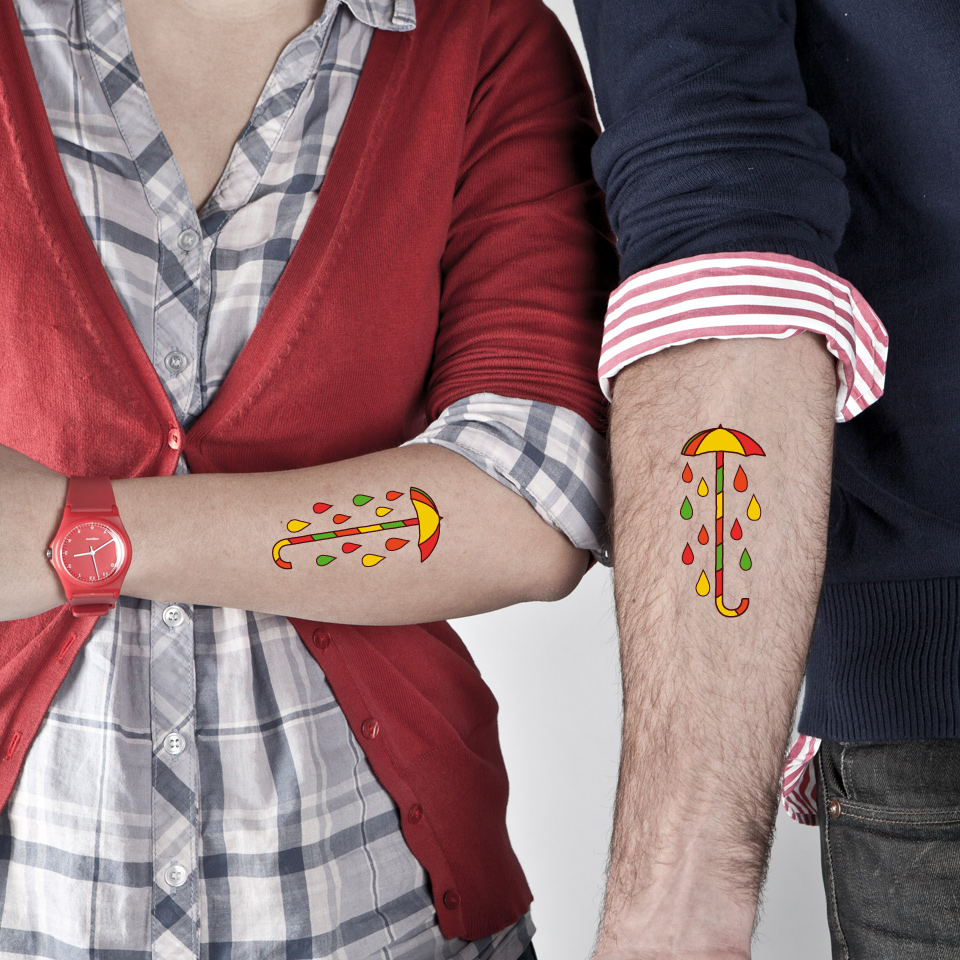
[450,3,832,957]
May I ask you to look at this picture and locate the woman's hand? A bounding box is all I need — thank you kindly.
[0,445,67,619]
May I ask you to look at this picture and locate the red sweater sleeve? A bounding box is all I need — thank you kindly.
[427,0,618,435]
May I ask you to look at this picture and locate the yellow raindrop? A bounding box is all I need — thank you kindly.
[747,495,762,521]
[375,507,392,517]
[286,519,310,533]
[696,570,710,596]
[362,554,385,567]
[697,478,709,497]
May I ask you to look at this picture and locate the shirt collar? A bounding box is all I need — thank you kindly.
[338,0,416,32]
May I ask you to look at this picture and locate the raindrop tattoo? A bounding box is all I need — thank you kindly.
[272,487,442,570]
[679,425,765,618]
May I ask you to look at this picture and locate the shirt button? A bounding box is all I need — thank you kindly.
[442,889,461,910]
[312,627,330,650]
[164,732,185,756]
[408,804,424,824]
[360,718,380,740]
[177,228,199,251]
[162,604,186,628]
[164,862,188,888]
[165,350,187,374]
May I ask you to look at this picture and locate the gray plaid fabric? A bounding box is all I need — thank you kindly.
[0,0,607,956]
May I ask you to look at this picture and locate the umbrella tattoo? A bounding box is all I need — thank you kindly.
[273,487,442,569]
[680,425,764,617]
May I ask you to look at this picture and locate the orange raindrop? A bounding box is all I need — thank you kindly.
[698,525,709,545]
[682,543,694,565]
[286,519,310,533]
[696,571,710,596]
[734,466,748,492]
[386,491,403,501]
[747,495,761,521]
[333,514,350,524]
[385,538,408,551]
[362,554,385,567]
[376,507,393,517]
[682,463,693,483]
[731,519,743,540]
[697,478,709,497]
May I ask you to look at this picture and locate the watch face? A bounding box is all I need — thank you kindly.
[58,521,127,584]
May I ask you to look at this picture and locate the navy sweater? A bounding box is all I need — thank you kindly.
[576,0,960,740]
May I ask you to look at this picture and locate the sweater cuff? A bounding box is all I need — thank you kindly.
[598,252,889,423]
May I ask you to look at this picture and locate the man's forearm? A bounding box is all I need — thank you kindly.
[599,333,836,958]
[6,442,588,623]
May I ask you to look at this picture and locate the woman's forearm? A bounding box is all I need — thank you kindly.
[103,442,589,623]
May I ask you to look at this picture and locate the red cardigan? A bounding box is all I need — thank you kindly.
[0,0,615,938]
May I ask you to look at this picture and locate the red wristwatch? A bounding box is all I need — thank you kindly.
[47,477,132,617]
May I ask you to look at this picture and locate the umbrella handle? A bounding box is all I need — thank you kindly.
[714,451,750,617]
[716,595,749,617]
[273,539,294,569]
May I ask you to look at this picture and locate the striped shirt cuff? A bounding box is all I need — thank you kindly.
[599,253,889,423]
[401,394,610,565]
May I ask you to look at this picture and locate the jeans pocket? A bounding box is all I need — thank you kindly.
[818,740,960,960]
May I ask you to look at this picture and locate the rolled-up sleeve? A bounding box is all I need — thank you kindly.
[575,0,850,279]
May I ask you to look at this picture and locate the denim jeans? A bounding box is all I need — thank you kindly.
[817,739,960,958]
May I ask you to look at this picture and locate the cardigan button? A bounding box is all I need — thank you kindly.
[312,627,330,650]
[442,889,460,911]
[408,804,424,824]
[167,427,182,450]
[361,718,380,740]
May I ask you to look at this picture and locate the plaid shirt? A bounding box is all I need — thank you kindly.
[0,0,608,957]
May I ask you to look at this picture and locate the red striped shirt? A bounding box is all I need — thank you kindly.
[599,252,888,423]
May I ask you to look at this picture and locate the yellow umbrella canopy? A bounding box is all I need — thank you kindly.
[681,424,765,457]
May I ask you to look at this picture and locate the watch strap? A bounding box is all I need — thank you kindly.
[67,476,118,514]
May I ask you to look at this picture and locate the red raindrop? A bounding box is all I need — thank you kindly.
[681,543,694,565]
[698,525,709,545]
[386,491,403,501]
[734,466,748,492]
[682,463,693,483]
[313,502,331,514]
[342,543,361,553]
[385,538,408,551]
[333,514,350,524]
[731,519,743,540]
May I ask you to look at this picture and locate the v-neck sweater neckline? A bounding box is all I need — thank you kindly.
[2,0,408,472]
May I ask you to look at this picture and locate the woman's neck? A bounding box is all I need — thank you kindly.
[121,0,327,211]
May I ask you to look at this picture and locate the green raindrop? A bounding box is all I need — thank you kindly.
[316,555,335,566]
[680,496,693,520]
[353,494,373,506]
[739,548,752,571]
